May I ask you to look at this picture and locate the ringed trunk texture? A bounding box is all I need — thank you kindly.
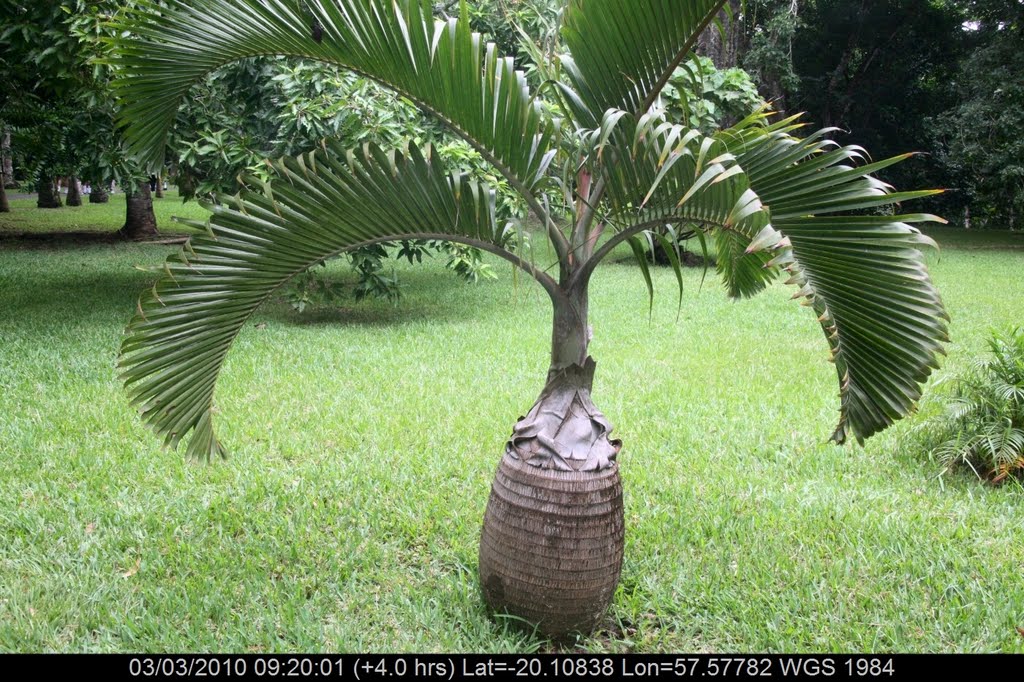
[66,176,82,207]
[37,175,62,209]
[479,357,624,639]
[119,182,159,239]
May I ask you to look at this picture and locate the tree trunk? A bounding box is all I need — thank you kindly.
[762,76,788,117]
[0,131,10,210]
[478,291,625,638]
[750,0,798,117]
[823,0,869,130]
[155,172,164,198]
[66,175,82,207]
[89,184,109,204]
[697,0,743,69]
[119,182,159,239]
[1,131,13,188]
[36,174,62,208]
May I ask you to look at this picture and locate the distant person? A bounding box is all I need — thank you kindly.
[149,174,158,192]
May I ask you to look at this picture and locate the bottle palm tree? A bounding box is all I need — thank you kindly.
[112,0,948,638]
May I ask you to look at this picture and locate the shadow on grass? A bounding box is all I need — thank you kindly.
[924,226,1024,250]
[1,266,152,326]
[0,231,189,249]
[265,303,478,328]
[3,249,496,334]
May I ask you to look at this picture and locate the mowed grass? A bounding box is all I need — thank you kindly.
[1,199,1023,652]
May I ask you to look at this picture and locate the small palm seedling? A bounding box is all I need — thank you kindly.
[916,328,1024,483]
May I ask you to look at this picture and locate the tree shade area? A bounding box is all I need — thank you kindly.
[2,0,1024,654]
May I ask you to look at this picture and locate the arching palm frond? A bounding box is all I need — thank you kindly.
[578,109,948,444]
[718,115,950,443]
[119,142,521,459]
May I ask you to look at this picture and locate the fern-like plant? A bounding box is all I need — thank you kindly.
[918,328,1024,482]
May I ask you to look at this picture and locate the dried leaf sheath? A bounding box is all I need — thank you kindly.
[507,359,622,472]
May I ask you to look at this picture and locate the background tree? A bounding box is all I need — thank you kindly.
[456,0,566,72]
[0,73,15,213]
[0,45,16,212]
[2,2,89,209]
[66,1,160,237]
[787,0,965,200]
[8,99,78,209]
[1,128,12,189]
[1,1,159,235]
[742,0,801,114]
[929,0,1024,228]
[697,0,743,68]
[681,0,1024,230]
[0,121,9,213]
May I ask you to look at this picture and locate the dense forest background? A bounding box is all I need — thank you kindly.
[2,0,1022,228]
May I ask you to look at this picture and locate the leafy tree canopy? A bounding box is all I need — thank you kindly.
[929,0,1024,226]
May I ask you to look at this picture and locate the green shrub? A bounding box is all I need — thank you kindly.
[917,328,1024,482]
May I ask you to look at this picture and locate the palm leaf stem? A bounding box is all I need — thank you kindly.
[572,217,716,289]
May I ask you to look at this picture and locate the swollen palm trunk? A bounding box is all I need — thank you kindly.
[120,182,158,239]
[89,185,109,204]
[66,176,82,207]
[479,360,624,638]
[36,175,61,209]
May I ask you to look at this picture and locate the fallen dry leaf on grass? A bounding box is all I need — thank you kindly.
[121,558,141,578]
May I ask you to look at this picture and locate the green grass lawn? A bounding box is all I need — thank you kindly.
[1,199,1023,652]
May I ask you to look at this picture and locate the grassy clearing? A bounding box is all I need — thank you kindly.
[0,190,206,235]
[1,208,1023,652]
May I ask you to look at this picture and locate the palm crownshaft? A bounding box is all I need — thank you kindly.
[113,0,947,637]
